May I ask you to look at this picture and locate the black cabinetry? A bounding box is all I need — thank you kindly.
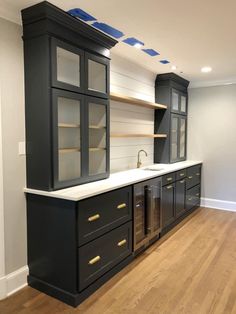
[154,73,189,163]
[22,2,117,191]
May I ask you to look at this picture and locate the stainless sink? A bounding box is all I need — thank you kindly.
[142,167,164,171]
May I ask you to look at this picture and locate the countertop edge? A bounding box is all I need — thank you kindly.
[24,161,203,201]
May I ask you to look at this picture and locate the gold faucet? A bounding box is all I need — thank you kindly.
[137,150,148,168]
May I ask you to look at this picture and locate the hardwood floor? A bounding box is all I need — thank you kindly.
[1,207,236,314]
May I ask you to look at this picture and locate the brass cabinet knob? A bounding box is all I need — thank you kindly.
[88,214,100,222]
[117,203,127,209]
[117,239,127,247]
[88,255,101,265]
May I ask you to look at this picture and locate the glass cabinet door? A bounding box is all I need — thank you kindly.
[85,53,109,98]
[179,117,186,159]
[170,115,179,162]
[87,97,108,177]
[180,94,187,114]
[53,90,85,187]
[51,38,84,93]
[171,90,179,112]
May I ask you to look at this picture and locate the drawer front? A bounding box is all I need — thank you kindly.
[78,222,132,291]
[78,186,132,246]
[186,185,201,211]
[176,168,187,181]
[186,165,201,189]
[162,173,176,186]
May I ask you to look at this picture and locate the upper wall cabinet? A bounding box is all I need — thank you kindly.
[154,73,189,164]
[22,1,117,191]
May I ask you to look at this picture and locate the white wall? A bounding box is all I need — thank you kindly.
[188,84,236,205]
[110,53,156,172]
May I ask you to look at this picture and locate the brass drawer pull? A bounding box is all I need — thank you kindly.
[117,203,127,209]
[180,180,185,184]
[188,197,193,201]
[88,214,100,222]
[167,185,173,189]
[188,176,193,179]
[117,239,127,247]
[88,255,101,265]
[167,177,172,181]
[196,173,200,176]
[196,193,200,197]
[180,173,185,177]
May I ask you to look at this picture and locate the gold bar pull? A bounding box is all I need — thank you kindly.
[196,193,200,196]
[167,185,173,189]
[88,214,100,222]
[88,255,101,265]
[196,173,200,176]
[117,203,127,209]
[188,197,193,201]
[117,239,127,247]
[180,173,185,177]
[180,180,185,184]
[188,176,193,179]
[167,177,172,181]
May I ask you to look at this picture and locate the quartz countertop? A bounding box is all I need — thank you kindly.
[24,160,202,201]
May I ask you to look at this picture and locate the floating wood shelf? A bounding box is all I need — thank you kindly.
[59,148,80,153]
[110,133,167,138]
[110,92,167,110]
[58,123,80,128]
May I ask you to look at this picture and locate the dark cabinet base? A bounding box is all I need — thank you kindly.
[28,254,133,307]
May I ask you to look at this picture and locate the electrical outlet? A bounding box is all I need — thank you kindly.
[18,142,26,156]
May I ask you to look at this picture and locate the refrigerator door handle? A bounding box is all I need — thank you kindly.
[144,185,153,235]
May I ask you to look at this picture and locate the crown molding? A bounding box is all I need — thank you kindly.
[0,4,21,25]
[189,77,236,89]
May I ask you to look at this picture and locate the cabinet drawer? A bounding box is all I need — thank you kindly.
[78,186,132,245]
[186,185,201,211]
[176,169,187,180]
[162,173,176,186]
[78,222,132,291]
[186,165,201,189]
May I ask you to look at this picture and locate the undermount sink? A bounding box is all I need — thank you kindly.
[142,166,164,171]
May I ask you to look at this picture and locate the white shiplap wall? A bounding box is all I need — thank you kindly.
[110,53,156,173]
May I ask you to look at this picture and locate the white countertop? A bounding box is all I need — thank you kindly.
[24,160,202,201]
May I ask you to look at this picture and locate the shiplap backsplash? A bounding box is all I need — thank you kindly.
[110,53,156,173]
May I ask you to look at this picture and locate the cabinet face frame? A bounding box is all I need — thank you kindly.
[51,37,85,94]
[170,114,187,163]
[171,88,188,115]
[52,89,86,189]
[85,52,110,99]
[85,96,110,181]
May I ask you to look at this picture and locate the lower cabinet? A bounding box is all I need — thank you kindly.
[162,183,175,227]
[175,178,186,218]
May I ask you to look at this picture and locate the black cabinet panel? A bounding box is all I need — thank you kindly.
[162,184,175,228]
[162,173,176,186]
[186,165,201,189]
[175,179,186,218]
[78,187,132,245]
[176,169,187,180]
[78,222,132,291]
[186,185,201,211]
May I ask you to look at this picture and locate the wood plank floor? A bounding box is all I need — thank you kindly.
[1,207,236,314]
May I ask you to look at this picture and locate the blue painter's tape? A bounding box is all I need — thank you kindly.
[67,8,97,22]
[142,49,160,56]
[122,37,144,47]
[92,22,124,39]
[160,60,170,64]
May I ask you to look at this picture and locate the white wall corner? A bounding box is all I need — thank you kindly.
[201,197,236,212]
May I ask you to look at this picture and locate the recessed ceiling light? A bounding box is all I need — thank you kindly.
[171,65,177,70]
[201,66,212,73]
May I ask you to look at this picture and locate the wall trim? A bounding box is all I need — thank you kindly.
[0,265,28,300]
[189,78,236,89]
[201,197,236,212]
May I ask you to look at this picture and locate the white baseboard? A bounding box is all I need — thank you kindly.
[0,265,28,300]
[201,197,236,212]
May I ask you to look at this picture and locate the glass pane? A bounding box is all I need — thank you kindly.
[172,91,179,111]
[181,95,187,113]
[58,97,81,181]
[180,118,186,158]
[57,47,80,87]
[135,194,146,244]
[89,103,106,176]
[171,116,178,161]
[88,59,106,93]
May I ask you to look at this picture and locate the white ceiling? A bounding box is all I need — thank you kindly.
[1,0,236,86]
